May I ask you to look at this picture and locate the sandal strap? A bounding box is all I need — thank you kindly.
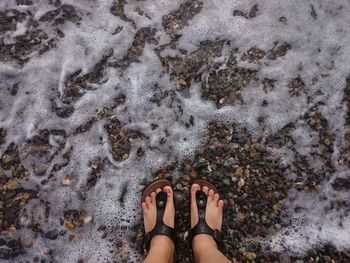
[188,191,223,247]
[144,191,175,251]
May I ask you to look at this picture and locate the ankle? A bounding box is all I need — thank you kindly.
[150,235,175,251]
[192,234,217,255]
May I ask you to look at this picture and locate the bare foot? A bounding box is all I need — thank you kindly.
[142,186,175,248]
[190,184,224,252]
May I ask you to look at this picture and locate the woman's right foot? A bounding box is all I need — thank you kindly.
[190,183,224,252]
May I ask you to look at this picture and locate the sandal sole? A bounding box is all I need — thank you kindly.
[191,179,221,198]
[141,178,172,204]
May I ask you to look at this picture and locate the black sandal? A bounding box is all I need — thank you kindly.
[188,180,223,248]
[141,179,175,252]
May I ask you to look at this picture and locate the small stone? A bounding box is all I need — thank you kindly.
[235,167,244,176]
[43,247,49,254]
[323,138,331,146]
[62,175,72,186]
[22,192,30,200]
[244,251,256,260]
[238,247,246,254]
[273,203,281,210]
[22,237,33,248]
[97,225,106,231]
[59,230,67,236]
[174,191,185,207]
[20,215,30,226]
[279,253,292,263]
[322,255,331,262]
[208,145,216,152]
[83,215,93,224]
[6,179,17,190]
[231,176,238,183]
[231,176,238,182]
[35,163,49,176]
[238,178,245,188]
[179,79,187,86]
[228,198,235,206]
[0,247,11,259]
[44,229,58,240]
[64,221,75,230]
[176,183,184,191]
[223,179,230,186]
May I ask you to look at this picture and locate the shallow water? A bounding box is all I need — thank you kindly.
[0,0,349,262]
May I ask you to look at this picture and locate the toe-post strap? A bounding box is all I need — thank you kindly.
[144,191,175,251]
[188,191,223,247]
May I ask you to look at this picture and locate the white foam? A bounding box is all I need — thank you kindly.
[1,0,350,261]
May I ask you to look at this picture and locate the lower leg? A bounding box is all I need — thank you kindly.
[191,184,232,263]
[192,234,231,263]
[142,185,175,263]
[144,236,175,263]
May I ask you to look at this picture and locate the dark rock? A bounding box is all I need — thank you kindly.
[43,229,59,240]
[0,247,11,259]
[54,105,75,118]
[332,177,350,191]
[11,82,20,96]
[162,1,203,35]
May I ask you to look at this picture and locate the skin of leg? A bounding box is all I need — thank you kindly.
[191,184,232,263]
[143,186,175,263]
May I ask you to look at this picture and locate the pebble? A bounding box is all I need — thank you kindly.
[228,198,235,206]
[275,223,282,230]
[83,215,93,224]
[174,191,185,207]
[176,183,184,191]
[223,179,230,186]
[0,247,11,259]
[43,229,58,240]
[322,255,331,262]
[64,221,75,230]
[279,253,292,263]
[323,138,331,146]
[238,178,245,187]
[6,179,17,190]
[244,251,257,260]
[35,163,49,176]
[62,175,72,186]
[208,145,216,152]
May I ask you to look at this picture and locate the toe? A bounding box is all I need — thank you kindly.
[150,192,156,203]
[191,184,200,198]
[208,189,215,200]
[191,184,201,228]
[142,202,147,212]
[163,186,174,204]
[156,188,162,194]
[145,196,152,208]
[163,186,175,228]
[218,200,224,210]
[214,193,220,203]
[202,186,209,195]
[164,185,173,196]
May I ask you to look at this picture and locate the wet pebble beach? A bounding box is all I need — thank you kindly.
[0,0,350,262]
